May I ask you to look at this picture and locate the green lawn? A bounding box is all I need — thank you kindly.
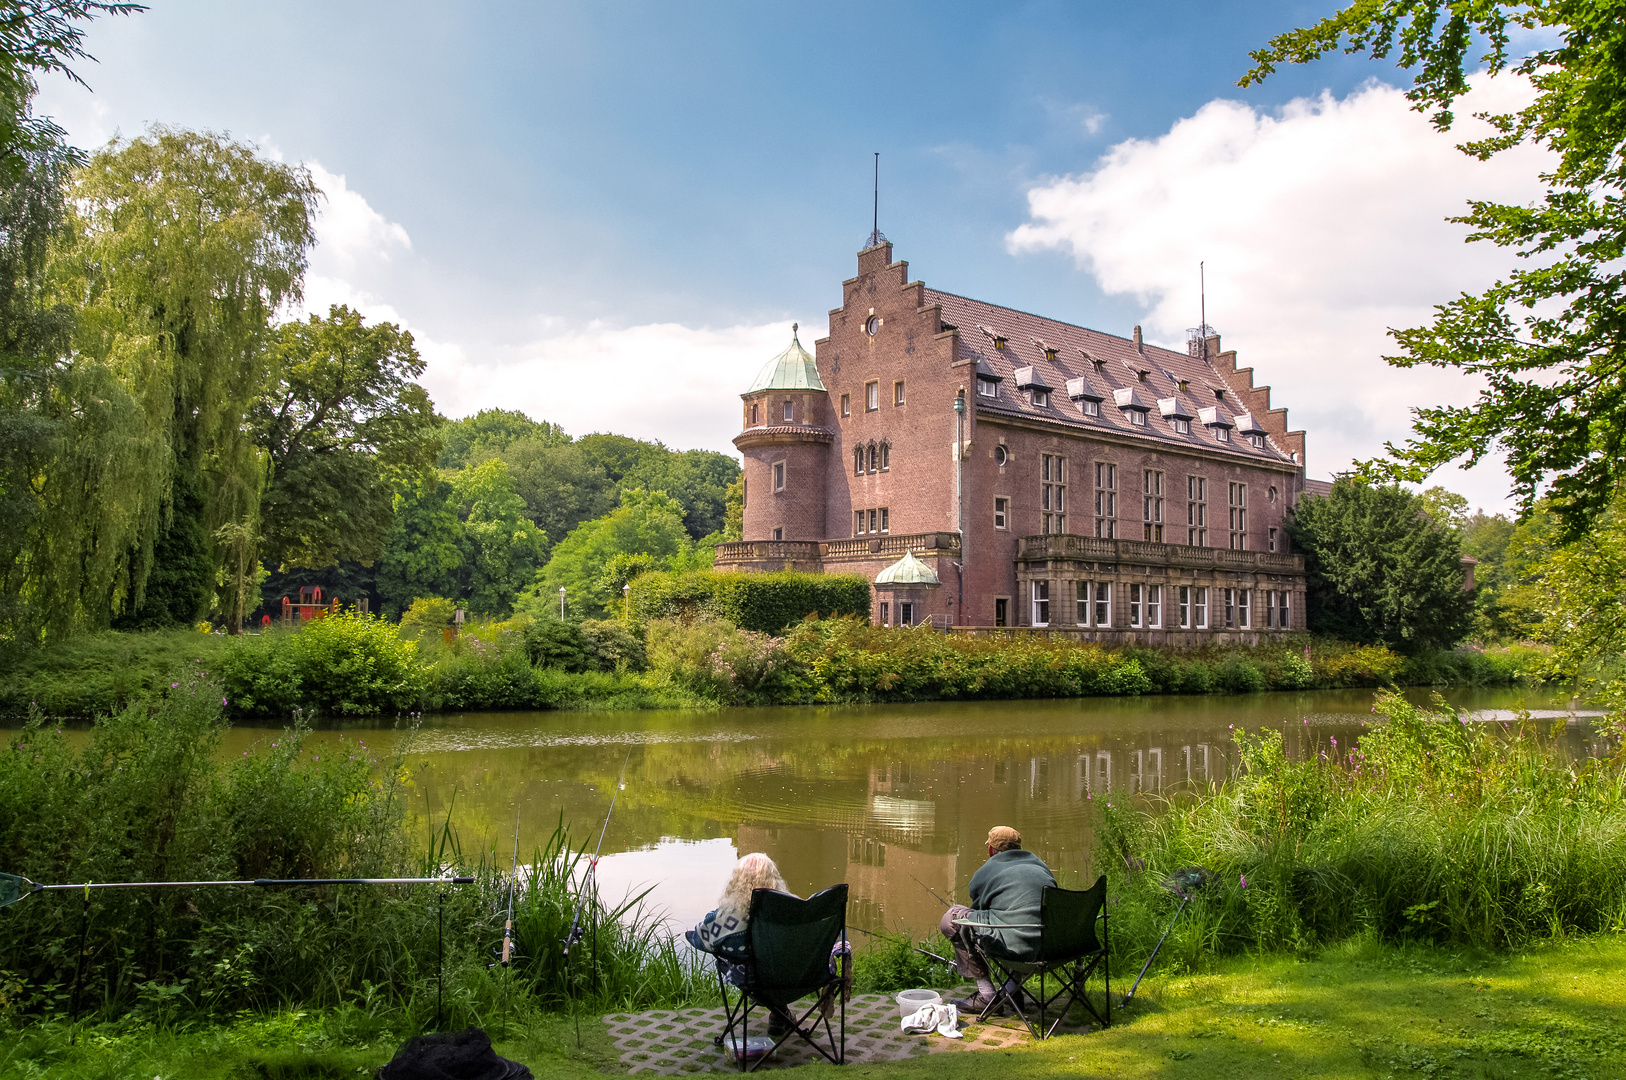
[5,934,1623,1079]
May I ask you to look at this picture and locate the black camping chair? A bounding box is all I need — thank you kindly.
[968,874,1111,1040]
[711,884,849,1071]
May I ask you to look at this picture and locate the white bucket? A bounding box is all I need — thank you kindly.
[896,988,942,1019]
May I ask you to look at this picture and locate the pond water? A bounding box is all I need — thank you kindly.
[216,687,1591,940]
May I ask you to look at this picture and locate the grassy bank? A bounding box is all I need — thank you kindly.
[0,612,1559,721]
[6,934,1623,1079]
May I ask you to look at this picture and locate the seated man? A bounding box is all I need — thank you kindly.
[940,825,1055,1015]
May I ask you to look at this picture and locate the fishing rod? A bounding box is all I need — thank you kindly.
[845,923,959,971]
[564,747,633,1048]
[908,872,952,909]
[494,806,522,1041]
[0,873,475,908]
[1123,867,1210,1006]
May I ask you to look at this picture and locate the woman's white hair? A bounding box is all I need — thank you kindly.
[715,852,787,925]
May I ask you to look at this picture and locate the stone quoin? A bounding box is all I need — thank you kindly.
[720,240,1311,644]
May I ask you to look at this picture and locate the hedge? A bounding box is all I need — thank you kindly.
[629,570,871,633]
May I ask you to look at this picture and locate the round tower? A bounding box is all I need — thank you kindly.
[734,325,832,541]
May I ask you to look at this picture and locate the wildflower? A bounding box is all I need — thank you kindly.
[171,682,179,688]
[1240,874,1248,889]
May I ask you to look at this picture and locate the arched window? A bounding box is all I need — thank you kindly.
[867,442,878,473]
[879,442,891,471]
[854,446,864,475]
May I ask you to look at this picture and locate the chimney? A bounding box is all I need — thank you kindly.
[1133,325,1143,352]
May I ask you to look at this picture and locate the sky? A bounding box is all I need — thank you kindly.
[36,0,1547,512]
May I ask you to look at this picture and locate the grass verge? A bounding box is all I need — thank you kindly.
[5,934,1622,1079]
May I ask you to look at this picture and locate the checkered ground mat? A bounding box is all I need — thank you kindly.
[600,987,1104,1074]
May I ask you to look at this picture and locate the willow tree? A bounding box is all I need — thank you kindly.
[60,128,318,632]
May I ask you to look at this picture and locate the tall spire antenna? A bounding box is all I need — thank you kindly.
[864,152,888,250]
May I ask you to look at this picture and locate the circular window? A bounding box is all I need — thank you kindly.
[994,445,1009,466]
[865,316,881,336]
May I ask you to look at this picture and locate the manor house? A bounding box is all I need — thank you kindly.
[715,240,1311,644]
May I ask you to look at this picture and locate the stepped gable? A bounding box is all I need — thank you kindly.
[925,288,1295,464]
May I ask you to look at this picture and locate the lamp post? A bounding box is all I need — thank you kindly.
[623,582,632,623]
[953,389,966,622]
[559,586,566,621]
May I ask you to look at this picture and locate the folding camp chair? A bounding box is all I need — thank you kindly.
[970,874,1110,1040]
[711,884,848,1071]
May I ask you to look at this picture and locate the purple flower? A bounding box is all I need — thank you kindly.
[1240,874,1248,889]
[171,682,179,688]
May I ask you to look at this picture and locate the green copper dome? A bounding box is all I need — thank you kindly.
[746,324,825,394]
[875,550,940,587]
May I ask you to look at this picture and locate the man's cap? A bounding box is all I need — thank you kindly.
[987,826,1021,847]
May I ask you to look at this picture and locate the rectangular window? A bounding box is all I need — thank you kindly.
[1194,586,1208,629]
[772,527,783,541]
[1094,462,1117,538]
[1172,417,1191,435]
[879,507,889,533]
[1179,586,1192,629]
[1093,581,1111,627]
[894,380,906,406]
[1146,584,1161,628]
[1032,388,1051,408]
[1249,433,1266,449]
[854,510,865,535]
[865,381,879,411]
[879,442,890,471]
[1238,589,1251,628]
[840,393,850,418]
[868,508,878,534]
[1031,580,1050,626]
[1129,583,1143,628]
[1215,425,1230,442]
[880,601,889,624]
[773,461,785,491]
[1264,590,1275,628]
[742,479,747,507]
[1129,409,1147,426]
[994,497,1009,529]
[750,403,759,425]
[1269,527,1278,553]
[1042,454,1067,534]
[1143,470,1164,541]
[1229,482,1248,549]
[1224,588,1236,629]
[1277,590,1290,629]
[1076,580,1091,626]
[899,601,914,626]
[1081,398,1099,417]
[977,377,998,398]
[1187,475,1207,546]
[994,597,1008,627]
[782,400,794,422]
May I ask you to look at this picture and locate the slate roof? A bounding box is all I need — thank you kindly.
[926,289,1293,465]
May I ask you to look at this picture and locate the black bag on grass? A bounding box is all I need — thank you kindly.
[377,1028,532,1080]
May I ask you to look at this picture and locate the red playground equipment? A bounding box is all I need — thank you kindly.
[278,586,368,626]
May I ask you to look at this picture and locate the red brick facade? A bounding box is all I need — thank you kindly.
[725,243,1308,641]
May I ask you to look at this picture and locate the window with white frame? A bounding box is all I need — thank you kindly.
[1223,588,1237,628]
[865,381,879,411]
[1228,482,1248,549]
[1081,398,1100,417]
[782,400,794,422]
[1193,586,1208,628]
[1187,475,1207,546]
[1276,589,1290,629]
[1238,588,1251,628]
[994,497,1009,529]
[1092,581,1111,627]
[854,510,865,535]
[1179,585,1192,629]
[977,377,998,398]
[853,447,864,475]
[773,461,785,491]
[840,393,850,417]
[1032,388,1051,408]
[1172,417,1191,435]
[1129,409,1147,427]
[772,527,783,540]
[1143,470,1164,541]
[1248,433,1266,449]
[894,380,905,406]
[867,443,878,473]
[1130,583,1144,627]
[1042,454,1067,534]
[1094,462,1116,538]
[1031,580,1050,626]
[1075,580,1091,625]
[1146,583,1161,628]
[1268,527,1278,553]
[880,507,889,533]
[879,442,890,471]
[899,601,915,626]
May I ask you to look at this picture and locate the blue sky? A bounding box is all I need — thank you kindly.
[38,1,1538,510]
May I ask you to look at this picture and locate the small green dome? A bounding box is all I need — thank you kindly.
[875,550,940,586]
[746,324,825,393]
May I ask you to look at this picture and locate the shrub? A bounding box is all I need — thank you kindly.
[522,619,597,672]
[646,618,799,704]
[428,625,540,710]
[581,619,648,672]
[631,570,871,633]
[398,596,458,635]
[216,611,428,719]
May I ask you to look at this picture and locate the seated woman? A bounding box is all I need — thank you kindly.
[687,851,793,962]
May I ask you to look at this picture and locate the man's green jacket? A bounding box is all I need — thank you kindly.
[965,849,1056,960]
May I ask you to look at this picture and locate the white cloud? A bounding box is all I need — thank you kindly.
[307,162,411,266]
[422,319,802,456]
[1008,75,1550,512]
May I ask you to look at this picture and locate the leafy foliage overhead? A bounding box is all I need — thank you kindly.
[1244,0,1626,533]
